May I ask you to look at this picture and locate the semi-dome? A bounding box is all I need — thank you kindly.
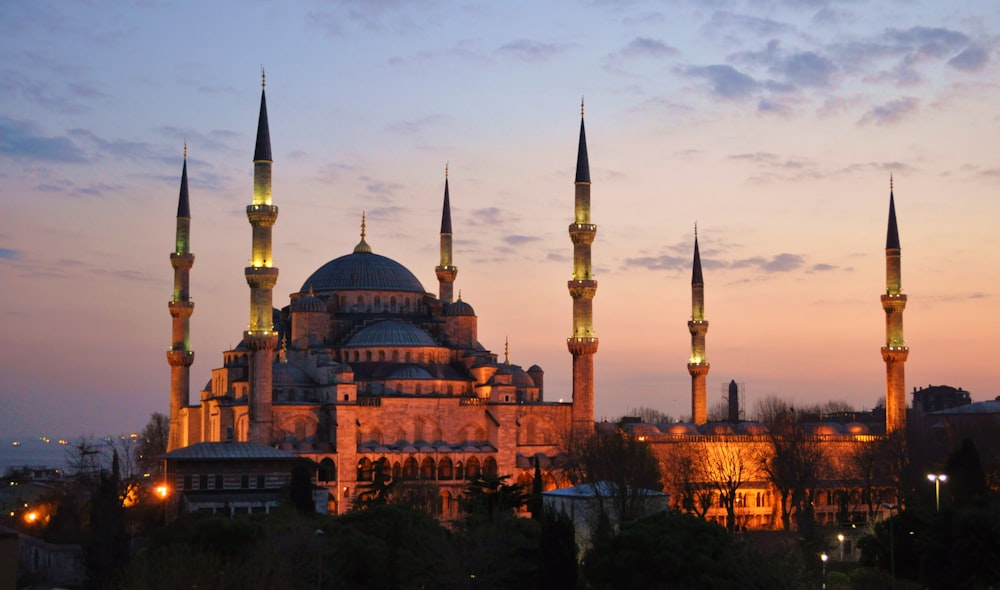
[389,365,434,380]
[345,320,436,347]
[300,251,425,294]
[291,292,326,313]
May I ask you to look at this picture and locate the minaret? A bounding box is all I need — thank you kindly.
[567,99,598,432]
[687,226,709,425]
[167,145,195,451]
[244,72,279,444]
[881,176,908,435]
[435,164,458,303]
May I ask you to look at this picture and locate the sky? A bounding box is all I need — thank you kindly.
[1,0,999,438]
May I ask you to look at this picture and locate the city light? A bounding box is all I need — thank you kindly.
[927,473,948,511]
[155,484,169,499]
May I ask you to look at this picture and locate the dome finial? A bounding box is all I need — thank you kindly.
[354,211,372,253]
[457,289,462,301]
[504,336,510,365]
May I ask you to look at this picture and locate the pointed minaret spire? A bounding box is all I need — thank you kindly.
[436,164,458,303]
[568,101,598,433]
[575,98,590,184]
[687,225,710,425]
[245,76,279,444]
[881,176,908,434]
[168,145,196,451]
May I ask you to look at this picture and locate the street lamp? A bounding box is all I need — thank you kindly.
[882,503,899,590]
[927,473,947,512]
[837,533,845,561]
[821,553,829,589]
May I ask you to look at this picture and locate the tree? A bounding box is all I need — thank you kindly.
[945,438,989,508]
[570,427,663,525]
[354,459,395,509]
[614,406,675,424]
[461,473,526,524]
[662,441,713,518]
[703,440,752,533]
[136,412,169,477]
[757,415,827,532]
[84,451,129,590]
[288,463,315,514]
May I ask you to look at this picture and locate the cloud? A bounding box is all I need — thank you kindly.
[777,51,836,87]
[0,116,86,162]
[732,253,804,272]
[885,27,969,55]
[469,207,508,226]
[358,176,404,199]
[758,99,792,116]
[496,39,572,62]
[503,235,541,246]
[386,114,447,135]
[948,46,989,72]
[859,97,918,126]
[67,129,155,160]
[619,37,678,59]
[622,255,688,271]
[0,248,21,260]
[679,65,759,99]
[157,126,241,154]
[706,11,793,38]
[811,263,837,272]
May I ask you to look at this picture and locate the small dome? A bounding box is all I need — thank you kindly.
[291,293,326,313]
[622,422,661,436]
[346,320,436,347]
[736,421,770,435]
[809,422,845,436]
[495,364,512,376]
[527,364,543,373]
[273,362,313,387]
[703,423,734,435]
[666,423,700,435]
[445,299,476,317]
[846,422,871,435]
[509,365,536,388]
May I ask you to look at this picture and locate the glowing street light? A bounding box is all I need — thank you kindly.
[155,484,169,499]
[927,473,947,512]
[837,533,845,561]
[821,553,829,589]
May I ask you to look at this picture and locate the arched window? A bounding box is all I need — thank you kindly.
[366,350,372,361]
[378,350,386,361]
[466,457,481,480]
[438,457,453,480]
[416,384,423,395]
[402,457,418,479]
[405,351,411,362]
[374,296,381,311]
[390,296,397,312]
[392,462,402,480]
[392,350,399,361]
[420,457,435,480]
[319,458,336,482]
[455,461,464,481]
[356,458,372,481]
[483,456,498,477]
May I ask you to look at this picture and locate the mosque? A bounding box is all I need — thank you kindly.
[165,79,906,525]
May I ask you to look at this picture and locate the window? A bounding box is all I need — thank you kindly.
[241,475,250,489]
[215,474,224,490]
[199,474,208,490]
[257,475,265,489]
[183,475,192,490]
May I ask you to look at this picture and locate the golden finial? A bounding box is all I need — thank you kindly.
[457,289,462,301]
[580,96,585,117]
[354,210,372,253]
[183,140,187,160]
[445,162,449,178]
[504,336,510,365]
[890,173,894,193]
[361,211,366,239]
[261,66,266,89]
[694,221,698,239]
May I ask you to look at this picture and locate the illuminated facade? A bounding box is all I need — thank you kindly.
[167,86,593,514]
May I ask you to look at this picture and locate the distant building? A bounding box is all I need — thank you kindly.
[912,384,972,413]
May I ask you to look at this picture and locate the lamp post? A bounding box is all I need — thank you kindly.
[821,553,828,589]
[315,529,325,590]
[837,533,845,562]
[927,473,947,512]
[882,503,899,590]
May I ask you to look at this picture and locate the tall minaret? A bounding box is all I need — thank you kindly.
[167,145,195,452]
[687,226,709,425]
[244,72,279,444]
[567,100,598,432]
[435,164,458,303]
[881,176,908,435]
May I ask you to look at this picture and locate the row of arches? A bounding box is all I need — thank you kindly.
[356,455,498,482]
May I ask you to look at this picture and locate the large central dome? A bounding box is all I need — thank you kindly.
[300,250,426,294]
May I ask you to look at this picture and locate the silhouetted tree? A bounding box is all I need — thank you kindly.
[84,451,129,590]
[538,508,577,590]
[945,438,989,509]
[288,463,315,514]
[354,458,395,509]
[571,427,663,524]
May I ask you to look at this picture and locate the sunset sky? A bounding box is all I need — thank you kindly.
[2,0,998,438]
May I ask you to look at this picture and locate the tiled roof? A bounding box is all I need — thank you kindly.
[161,442,299,461]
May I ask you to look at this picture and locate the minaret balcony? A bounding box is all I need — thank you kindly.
[244,331,279,351]
[569,224,597,245]
[567,279,597,299]
[245,266,279,289]
[246,204,278,226]
[567,337,599,355]
[687,361,710,375]
[168,300,195,318]
[166,349,195,367]
[170,252,194,269]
